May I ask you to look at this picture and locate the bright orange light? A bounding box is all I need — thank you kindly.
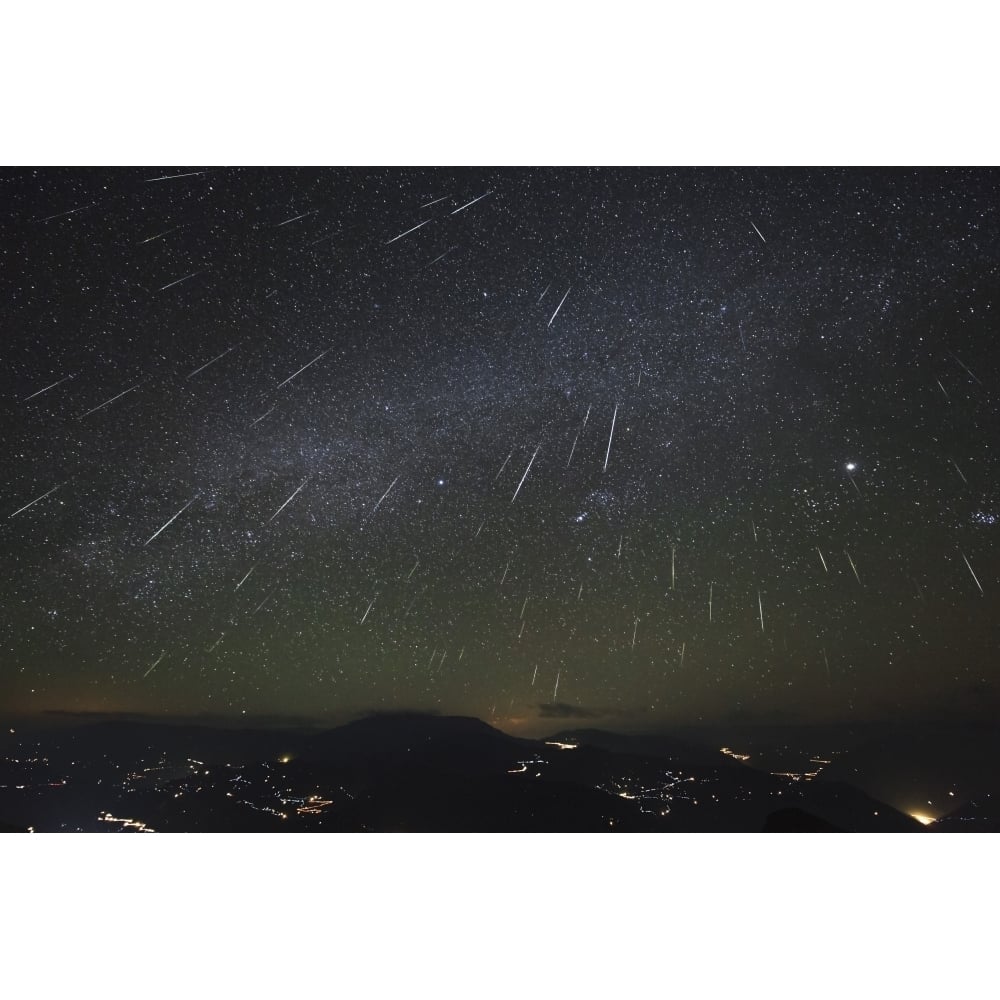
[910,812,936,826]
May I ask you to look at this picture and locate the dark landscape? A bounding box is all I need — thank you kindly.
[3,712,995,832]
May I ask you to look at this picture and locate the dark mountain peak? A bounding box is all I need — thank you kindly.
[302,712,529,768]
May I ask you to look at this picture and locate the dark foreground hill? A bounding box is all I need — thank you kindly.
[1,713,928,832]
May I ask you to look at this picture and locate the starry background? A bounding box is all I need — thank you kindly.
[1,167,997,733]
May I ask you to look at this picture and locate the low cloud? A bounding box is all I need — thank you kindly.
[41,709,331,729]
[537,702,617,720]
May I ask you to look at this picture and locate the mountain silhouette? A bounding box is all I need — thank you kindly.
[0,712,941,832]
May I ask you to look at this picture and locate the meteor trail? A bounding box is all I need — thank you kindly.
[145,170,206,182]
[80,383,140,418]
[187,346,234,379]
[421,194,450,208]
[138,225,184,244]
[603,404,618,472]
[961,552,984,595]
[369,475,400,516]
[275,349,330,390]
[40,202,95,222]
[750,220,767,244]
[511,444,540,504]
[144,497,197,546]
[567,406,591,468]
[421,247,456,268]
[250,405,276,426]
[267,479,308,523]
[235,565,257,590]
[547,287,571,327]
[538,283,551,303]
[304,230,338,247]
[845,468,863,498]
[159,268,210,291]
[23,374,74,401]
[142,651,166,679]
[276,210,317,227]
[451,190,492,214]
[360,599,375,624]
[553,670,560,700]
[949,458,968,485]
[495,449,514,480]
[253,588,278,614]
[386,220,431,244]
[845,550,861,584]
[567,434,579,468]
[949,351,983,385]
[817,547,829,573]
[9,485,59,518]
[758,591,765,632]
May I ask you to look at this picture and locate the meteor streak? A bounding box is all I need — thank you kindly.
[144,497,197,546]
[142,651,166,679]
[511,444,540,504]
[386,220,431,244]
[961,552,984,595]
[24,374,74,400]
[80,383,141,418]
[9,485,59,518]
[187,347,234,379]
[451,191,492,214]
[275,349,330,390]
[547,286,571,327]
[160,269,210,291]
[145,171,206,182]
[267,479,308,523]
[369,475,400,516]
[604,404,618,473]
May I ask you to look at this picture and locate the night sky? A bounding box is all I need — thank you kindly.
[2,167,998,732]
